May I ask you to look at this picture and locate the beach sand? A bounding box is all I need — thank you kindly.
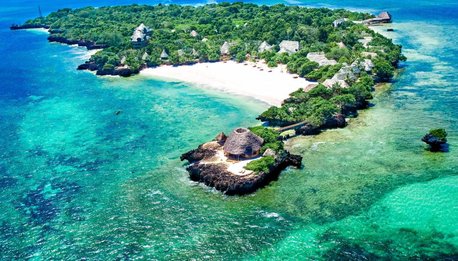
[140,61,316,106]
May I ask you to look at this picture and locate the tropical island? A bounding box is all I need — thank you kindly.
[12,3,405,195]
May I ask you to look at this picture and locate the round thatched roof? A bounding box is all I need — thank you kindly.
[223,128,264,155]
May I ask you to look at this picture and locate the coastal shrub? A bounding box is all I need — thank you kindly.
[244,156,275,173]
[326,46,350,61]
[297,60,319,77]
[374,59,394,81]
[429,128,448,142]
[305,63,342,82]
[330,94,356,110]
[306,97,339,126]
[249,126,284,153]
[308,84,333,99]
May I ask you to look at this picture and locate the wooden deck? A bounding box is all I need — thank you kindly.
[277,121,308,132]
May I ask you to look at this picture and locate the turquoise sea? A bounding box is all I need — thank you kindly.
[0,0,457,259]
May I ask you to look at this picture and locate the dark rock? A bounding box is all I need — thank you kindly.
[324,114,347,129]
[296,123,320,136]
[77,62,99,71]
[180,145,216,162]
[47,35,107,50]
[214,132,227,145]
[10,24,49,30]
[422,134,448,152]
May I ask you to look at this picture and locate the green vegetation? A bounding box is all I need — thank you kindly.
[244,156,275,173]
[374,58,394,81]
[305,63,342,82]
[21,3,404,133]
[23,3,401,74]
[248,126,283,153]
[429,128,448,142]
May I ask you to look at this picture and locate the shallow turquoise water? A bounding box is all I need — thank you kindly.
[0,0,457,259]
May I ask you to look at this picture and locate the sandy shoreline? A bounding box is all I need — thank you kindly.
[140,61,316,106]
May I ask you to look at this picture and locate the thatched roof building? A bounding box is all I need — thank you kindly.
[190,30,199,37]
[223,128,264,159]
[160,49,169,60]
[278,40,299,54]
[323,78,349,89]
[142,52,149,61]
[363,11,392,25]
[358,37,373,48]
[131,23,151,48]
[332,18,348,28]
[377,12,392,21]
[192,48,199,58]
[306,52,337,67]
[220,41,231,55]
[258,41,273,53]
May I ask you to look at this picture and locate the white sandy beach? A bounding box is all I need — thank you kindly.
[140,61,316,106]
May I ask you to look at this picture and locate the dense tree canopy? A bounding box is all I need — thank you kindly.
[23,3,401,72]
[22,3,404,131]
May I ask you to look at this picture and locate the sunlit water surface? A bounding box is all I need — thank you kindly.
[0,0,456,259]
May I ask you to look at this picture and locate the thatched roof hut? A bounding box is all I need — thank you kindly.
[220,41,231,55]
[223,128,264,159]
[323,78,349,89]
[278,40,299,54]
[192,48,199,58]
[306,52,337,67]
[258,41,273,53]
[190,30,199,37]
[363,11,392,25]
[332,18,348,28]
[378,11,392,21]
[131,23,151,48]
[160,49,169,60]
[142,52,149,61]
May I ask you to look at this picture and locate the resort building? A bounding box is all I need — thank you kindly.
[278,40,300,54]
[220,41,231,56]
[332,18,348,28]
[131,23,151,48]
[190,30,199,37]
[160,49,169,60]
[364,11,392,25]
[358,37,373,48]
[258,41,273,53]
[223,128,264,160]
[142,52,149,61]
[306,52,338,66]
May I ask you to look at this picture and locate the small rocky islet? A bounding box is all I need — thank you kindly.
[180,128,302,195]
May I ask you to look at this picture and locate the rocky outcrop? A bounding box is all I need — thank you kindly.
[183,151,302,195]
[47,35,108,50]
[323,114,347,129]
[422,134,448,152]
[9,25,133,76]
[180,145,217,162]
[10,24,49,30]
[295,114,346,136]
[77,62,142,77]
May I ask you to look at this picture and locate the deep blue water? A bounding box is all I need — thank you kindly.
[0,0,457,259]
